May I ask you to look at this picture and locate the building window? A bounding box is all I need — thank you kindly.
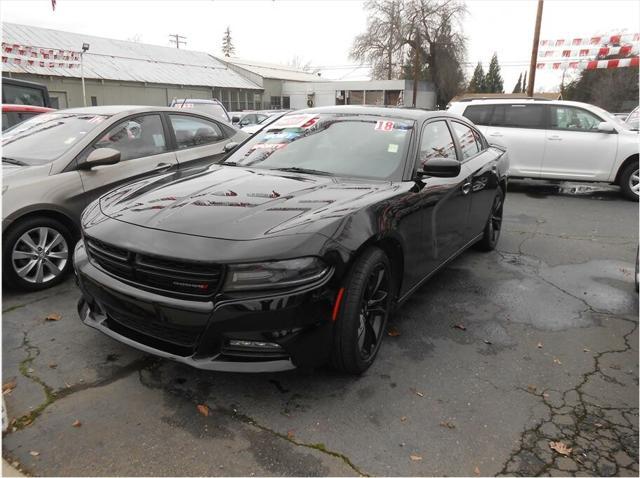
[347,90,364,105]
[50,96,60,109]
[254,93,262,110]
[365,91,383,105]
[90,96,98,106]
[270,96,281,109]
[282,96,290,109]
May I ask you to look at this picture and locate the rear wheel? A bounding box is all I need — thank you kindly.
[331,247,391,374]
[619,162,639,201]
[475,189,504,252]
[3,217,73,291]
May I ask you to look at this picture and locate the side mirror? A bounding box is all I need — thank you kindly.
[418,158,461,178]
[597,122,616,133]
[224,142,239,153]
[80,148,121,170]
[232,115,240,123]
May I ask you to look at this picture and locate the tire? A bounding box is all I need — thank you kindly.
[475,188,504,252]
[3,216,74,292]
[331,247,392,374]
[618,162,639,202]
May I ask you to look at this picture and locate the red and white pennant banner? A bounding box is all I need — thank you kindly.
[1,42,81,69]
[536,56,639,70]
[539,45,637,59]
[540,33,640,48]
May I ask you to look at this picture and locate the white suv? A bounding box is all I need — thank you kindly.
[448,99,639,200]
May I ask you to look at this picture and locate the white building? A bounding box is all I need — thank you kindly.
[282,79,436,110]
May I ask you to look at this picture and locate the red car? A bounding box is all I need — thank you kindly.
[2,104,55,131]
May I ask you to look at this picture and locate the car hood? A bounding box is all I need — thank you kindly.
[98,166,403,240]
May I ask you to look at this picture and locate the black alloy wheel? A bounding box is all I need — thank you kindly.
[475,189,504,251]
[332,247,392,374]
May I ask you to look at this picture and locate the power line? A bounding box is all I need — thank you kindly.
[168,33,187,49]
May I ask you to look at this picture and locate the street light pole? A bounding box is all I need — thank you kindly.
[527,0,544,97]
[81,42,90,107]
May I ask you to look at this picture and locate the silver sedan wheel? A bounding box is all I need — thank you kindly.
[11,227,68,284]
[630,168,639,196]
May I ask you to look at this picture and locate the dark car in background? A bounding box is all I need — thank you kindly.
[2,105,248,291]
[2,76,51,108]
[74,106,509,374]
[2,104,55,130]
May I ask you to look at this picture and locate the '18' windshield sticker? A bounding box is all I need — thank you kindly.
[374,120,395,131]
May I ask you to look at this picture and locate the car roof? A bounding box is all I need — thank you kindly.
[450,98,599,109]
[291,105,449,121]
[57,105,180,115]
[172,98,222,104]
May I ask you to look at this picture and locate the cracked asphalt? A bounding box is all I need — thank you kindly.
[2,180,638,477]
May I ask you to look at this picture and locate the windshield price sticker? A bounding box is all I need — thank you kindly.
[269,114,318,130]
[374,120,395,131]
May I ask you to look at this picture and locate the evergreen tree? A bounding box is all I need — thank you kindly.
[467,62,485,93]
[512,73,522,93]
[484,53,504,93]
[222,26,235,57]
[522,71,527,95]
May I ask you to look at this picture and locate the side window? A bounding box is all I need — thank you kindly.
[451,122,481,159]
[93,114,167,161]
[492,104,545,129]
[419,120,457,166]
[239,114,255,127]
[550,106,602,131]
[463,105,493,126]
[169,115,226,149]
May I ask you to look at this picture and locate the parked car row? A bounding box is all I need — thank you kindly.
[447,98,639,200]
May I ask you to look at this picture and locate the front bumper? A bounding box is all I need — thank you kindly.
[74,242,336,372]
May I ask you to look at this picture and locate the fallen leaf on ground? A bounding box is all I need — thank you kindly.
[387,327,401,337]
[45,313,62,321]
[483,339,492,345]
[583,348,590,352]
[453,324,466,331]
[29,451,39,457]
[410,454,423,461]
[287,430,295,439]
[3,378,17,395]
[474,466,481,475]
[594,422,603,428]
[27,368,34,374]
[527,384,537,393]
[537,342,543,348]
[542,392,550,399]
[549,441,572,456]
[409,388,425,397]
[48,363,58,369]
[440,421,456,429]
[72,419,81,427]
[553,358,562,365]
[196,404,209,417]
[610,364,621,370]
[400,416,407,422]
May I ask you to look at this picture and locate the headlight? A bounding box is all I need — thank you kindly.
[223,257,330,291]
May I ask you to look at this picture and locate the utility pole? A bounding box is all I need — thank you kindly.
[412,29,420,107]
[169,34,187,49]
[527,0,544,97]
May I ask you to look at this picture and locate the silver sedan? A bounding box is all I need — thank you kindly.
[2,105,248,291]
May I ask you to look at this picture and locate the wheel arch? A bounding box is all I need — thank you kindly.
[614,153,639,184]
[3,207,79,240]
[346,234,405,306]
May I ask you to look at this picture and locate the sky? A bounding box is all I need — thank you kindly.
[2,0,639,92]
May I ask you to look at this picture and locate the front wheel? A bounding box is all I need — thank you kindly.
[475,189,504,252]
[619,162,639,201]
[3,217,74,291]
[331,247,392,374]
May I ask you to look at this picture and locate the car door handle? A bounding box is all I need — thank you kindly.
[548,135,562,141]
[489,132,503,137]
[154,162,173,171]
[462,182,472,195]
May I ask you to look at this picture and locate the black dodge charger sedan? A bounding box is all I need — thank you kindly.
[75,106,509,374]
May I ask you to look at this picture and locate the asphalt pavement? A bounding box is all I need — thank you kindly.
[2,180,638,477]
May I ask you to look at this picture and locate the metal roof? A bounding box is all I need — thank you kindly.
[223,57,324,82]
[2,23,261,90]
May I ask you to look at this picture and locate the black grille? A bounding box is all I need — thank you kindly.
[85,237,223,299]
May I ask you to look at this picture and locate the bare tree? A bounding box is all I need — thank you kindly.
[288,55,320,74]
[350,0,406,80]
[352,0,467,107]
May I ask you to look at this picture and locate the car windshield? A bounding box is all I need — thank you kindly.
[224,113,413,180]
[2,112,110,165]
